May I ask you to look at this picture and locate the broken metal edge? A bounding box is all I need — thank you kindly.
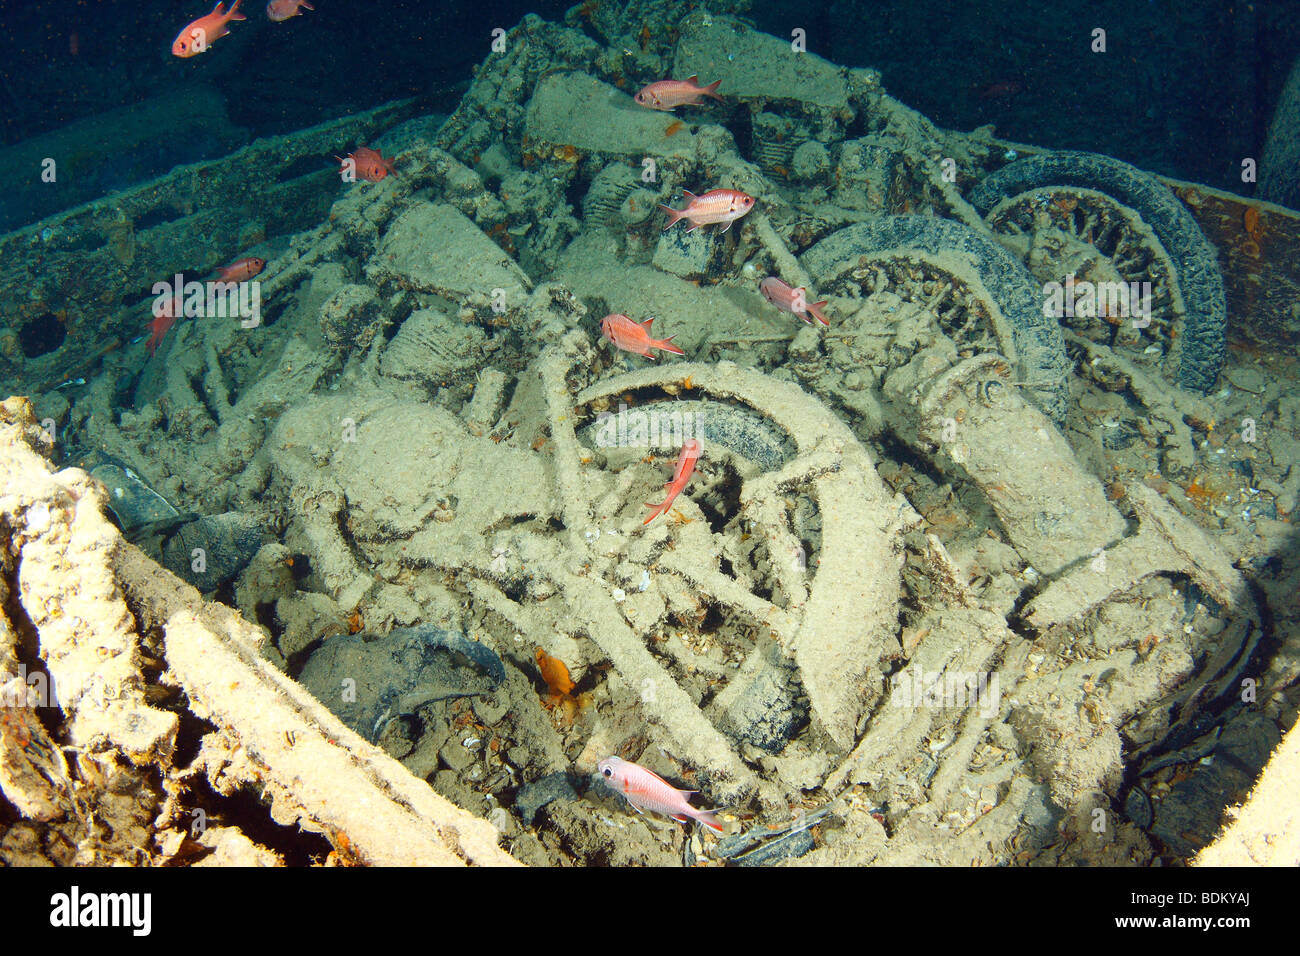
[114,544,519,867]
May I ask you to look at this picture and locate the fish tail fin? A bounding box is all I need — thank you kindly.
[691,807,725,832]
[227,0,247,21]
[303,1,315,8]
[808,300,831,327]
[702,79,724,101]
[658,204,685,230]
[657,335,685,356]
[643,501,665,524]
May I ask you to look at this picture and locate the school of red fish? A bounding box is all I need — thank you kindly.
[160,6,839,834]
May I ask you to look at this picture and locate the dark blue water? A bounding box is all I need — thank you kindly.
[0,0,1293,230]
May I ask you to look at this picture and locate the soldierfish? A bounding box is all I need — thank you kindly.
[759,276,830,327]
[172,1,246,57]
[597,756,723,831]
[336,146,397,182]
[633,75,724,111]
[266,0,314,21]
[147,293,183,357]
[659,188,755,233]
[213,256,265,283]
[644,439,701,524]
[600,313,685,360]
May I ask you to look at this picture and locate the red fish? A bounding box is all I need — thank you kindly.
[213,256,264,283]
[172,1,246,57]
[147,293,183,357]
[633,75,724,111]
[659,188,755,233]
[759,276,830,327]
[600,313,684,360]
[336,146,397,183]
[644,439,701,524]
[597,756,723,831]
[266,0,313,21]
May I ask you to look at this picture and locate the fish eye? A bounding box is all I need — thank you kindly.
[602,767,612,776]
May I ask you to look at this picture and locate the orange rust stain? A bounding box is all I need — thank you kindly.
[347,610,364,634]
[1138,632,1162,656]
[1243,205,1263,243]
[487,220,516,254]
[535,647,591,728]
[1182,476,1219,507]
[665,120,684,137]
[535,647,575,698]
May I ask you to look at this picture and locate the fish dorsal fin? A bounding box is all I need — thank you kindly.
[681,188,697,201]
[641,765,680,789]
[687,75,699,84]
[642,316,655,329]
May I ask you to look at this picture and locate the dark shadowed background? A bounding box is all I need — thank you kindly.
[0,0,1295,228]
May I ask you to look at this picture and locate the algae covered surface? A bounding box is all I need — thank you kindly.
[0,4,1297,868]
